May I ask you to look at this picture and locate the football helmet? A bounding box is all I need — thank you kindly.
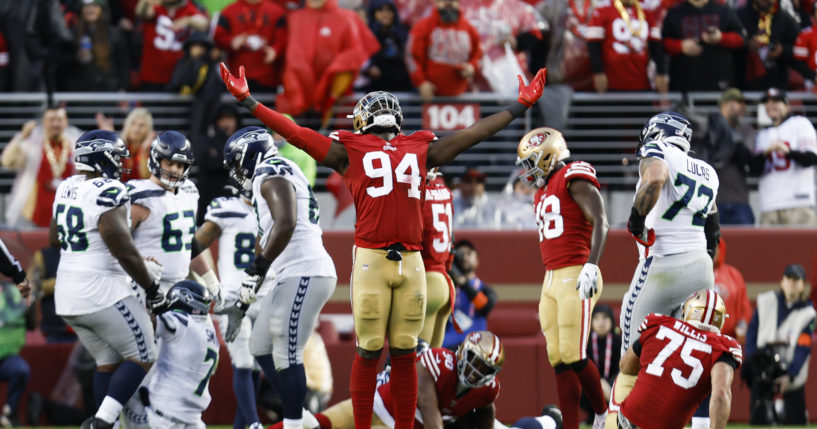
[148,131,194,189]
[456,330,505,388]
[638,111,692,155]
[223,126,276,199]
[348,91,402,133]
[74,130,130,180]
[682,289,727,331]
[515,127,570,188]
[166,280,211,315]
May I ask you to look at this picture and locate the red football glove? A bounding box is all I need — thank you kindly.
[517,67,547,107]
[628,227,656,257]
[220,62,250,101]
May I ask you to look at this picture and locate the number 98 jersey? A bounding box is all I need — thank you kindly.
[331,130,436,250]
[621,313,742,429]
[535,161,600,270]
[638,141,719,257]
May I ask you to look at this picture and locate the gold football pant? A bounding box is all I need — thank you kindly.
[321,398,389,429]
[419,270,453,348]
[352,247,427,351]
[539,265,603,366]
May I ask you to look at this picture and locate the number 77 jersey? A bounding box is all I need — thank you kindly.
[638,141,719,257]
[621,313,742,429]
[331,130,436,250]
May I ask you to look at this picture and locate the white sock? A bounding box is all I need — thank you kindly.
[96,396,124,424]
[690,416,710,429]
[284,418,304,429]
[534,416,557,429]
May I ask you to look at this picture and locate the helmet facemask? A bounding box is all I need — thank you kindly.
[457,345,499,388]
[516,128,570,188]
[349,91,403,134]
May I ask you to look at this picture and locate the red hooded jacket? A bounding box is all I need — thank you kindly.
[406,8,482,96]
[276,0,379,116]
[713,239,753,340]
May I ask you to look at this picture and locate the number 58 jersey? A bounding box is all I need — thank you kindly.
[638,141,719,257]
[331,130,436,251]
[622,313,742,429]
[535,161,600,270]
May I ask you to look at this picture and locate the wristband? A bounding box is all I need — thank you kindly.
[239,95,259,111]
[507,101,528,118]
[628,207,646,232]
[248,254,273,277]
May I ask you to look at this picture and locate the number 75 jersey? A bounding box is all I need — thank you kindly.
[622,313,742,429]
[638,141,719,257]
[535,161,600,270]
[332,130,436,251]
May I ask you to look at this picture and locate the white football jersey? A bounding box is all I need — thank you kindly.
[637,141,719,257]
[53,175,134,316]
[755,115,817,213]
[203,196,272,298]
[251,156,335,279]
[149,311,219,423]
[128,179,199,288]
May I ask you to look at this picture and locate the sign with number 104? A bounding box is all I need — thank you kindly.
[422,103,480,131]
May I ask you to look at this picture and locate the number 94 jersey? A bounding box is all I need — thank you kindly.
[331,130,436,250]
[638,141,719,257]
[535,161,600,270]
[622,313,742,429]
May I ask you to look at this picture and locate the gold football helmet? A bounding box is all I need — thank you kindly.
[456,330,505,388]
[347,91,403,133]
[515,127,570,187]
[683,289,727,330]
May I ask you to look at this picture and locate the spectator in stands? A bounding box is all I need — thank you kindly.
[737,0,800,90]
[792,3,817,86]
[276,0,379,128]
[406,0,482,102]
[744,263,815,424]
[214,0,286,92]
[0,282,30,426]
[62,0,129,92]
[274,114,318,187]
[443,240,497,349]
[0,32,7,91]
[361,0,413,93]
[692,88,756,225]
[194,103,240,223]
[587,0,668,92]
[497,174,538,230]
[95,107,154,182]
[452,168,501,228]
[165,31,219,95]
[662,0,746,92]
[751,87,817,225]
[0,107,82,227]
[712,239,753,344]
[581,304,620,425]
[135,0,208,90]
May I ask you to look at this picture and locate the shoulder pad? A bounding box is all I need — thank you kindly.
[96,181,129,208]
[255,157,295,178]
[127,180,165,204]
[638,141,665,159]
[564,161,599,187]
[329,130,355,142]
[405,130,437,142]
[206,197,248,220]
[179,180,199,195]
[638,313,668,333]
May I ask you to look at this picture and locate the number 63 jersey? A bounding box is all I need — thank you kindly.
[621,313,742,429]
[638,141,719,257]
[535,161,600,270]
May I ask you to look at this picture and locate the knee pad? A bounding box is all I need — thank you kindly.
[355,291,387,351]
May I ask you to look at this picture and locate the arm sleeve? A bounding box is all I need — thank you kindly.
[0,239,26,284]
[632,339,642,357]
[705,211,720,259]
[587,41,605,74]
[467,25,483,71]
[745,311,759,357]
[716,353,739,369]
[253,103,332,162]
[787,150,817,166]
[719,32,745,49]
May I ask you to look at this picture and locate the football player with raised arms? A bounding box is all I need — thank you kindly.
[221,126,337,429]
[194,185,268,429]
[50,130,166,429]
[515,128,609,429]
[616,290,742,429]
[128,131,221,301]
[420,168,456,347]
[220,62,547,429]
[607,112,720,429]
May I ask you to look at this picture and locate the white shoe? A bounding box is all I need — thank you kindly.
[593,410,608,429]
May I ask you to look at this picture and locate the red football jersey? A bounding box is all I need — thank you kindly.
[421,176,454,273]
[621,314,743,429]
[331,130,435,250]
[586,4,661,90]
[139,2,207,85]
[794,26,817,72]
[535,161,600,270]
[377,348,499,428]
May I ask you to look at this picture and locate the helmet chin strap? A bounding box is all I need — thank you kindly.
[535,177,545,187]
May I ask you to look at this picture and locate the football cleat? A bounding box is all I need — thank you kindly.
[683,289,727,331]
[541,404,563,429]
[516,127,570,188]
[148,130,194,189]
[456,330,504,388]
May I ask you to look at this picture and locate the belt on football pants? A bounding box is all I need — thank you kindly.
[153,408,187,425]
[381,243,408,261]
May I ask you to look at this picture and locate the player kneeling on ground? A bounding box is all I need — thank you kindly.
[614,290,742,429]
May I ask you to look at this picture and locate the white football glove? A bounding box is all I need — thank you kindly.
[144,257,163,284]
[200,270,223,307]
[576,263,600,300]
[215,303,245,342]
[238,273,260,305]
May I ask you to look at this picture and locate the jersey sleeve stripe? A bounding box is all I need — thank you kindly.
[421,350,440,380]
[642,150,664,159]
[208,211,248,219]
[130,189,166,203]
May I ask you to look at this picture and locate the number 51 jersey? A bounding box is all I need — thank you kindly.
[535,161,600,270]
[622,313,742,429]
